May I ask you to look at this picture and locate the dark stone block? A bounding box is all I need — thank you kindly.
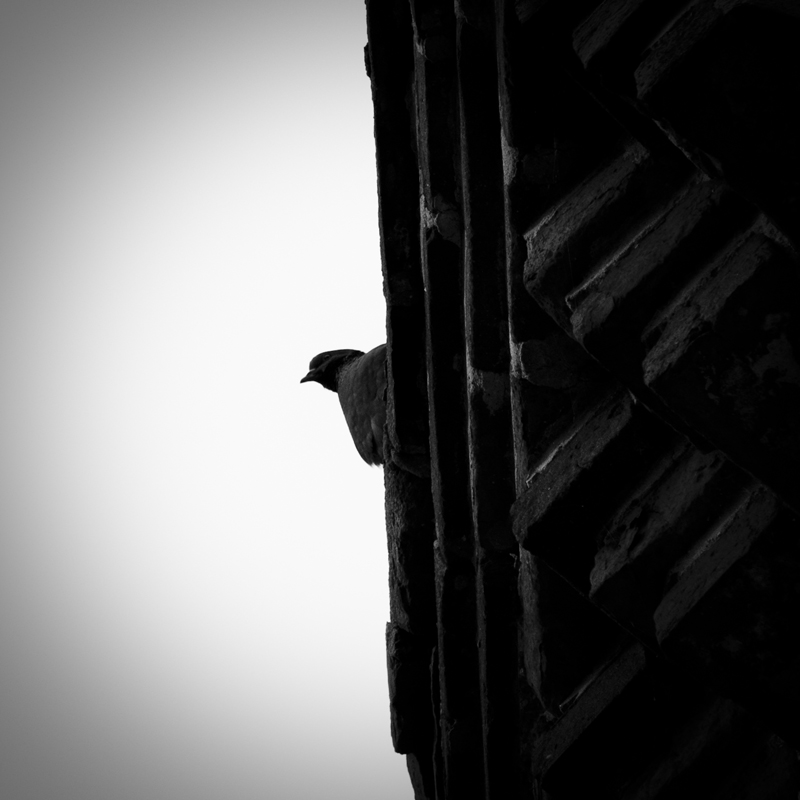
[574,0,696,97]
[386,623,436,754]
[638,4,800,245]
[529,642,647,778]
[519,552,631,711]
[644,227,800,510]
[524,142,693,332]
[654,485,778,644]
[512,329,613,483]
[660,506,800,747]
[590,443,752,639]
[567,177,756,360]
[541,658,796,799]
[512,388,677,590]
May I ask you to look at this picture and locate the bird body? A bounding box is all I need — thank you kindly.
[301,344,386,466]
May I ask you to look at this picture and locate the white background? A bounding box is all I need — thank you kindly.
[0,1,410,797]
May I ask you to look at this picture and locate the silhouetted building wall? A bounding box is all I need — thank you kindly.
[366,2,800,797]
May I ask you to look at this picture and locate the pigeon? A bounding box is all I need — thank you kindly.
[301,344,386,466]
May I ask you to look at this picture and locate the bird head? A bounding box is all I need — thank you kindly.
[300,349,364,392]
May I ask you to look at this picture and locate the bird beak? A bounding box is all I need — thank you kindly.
[300,371,315,384]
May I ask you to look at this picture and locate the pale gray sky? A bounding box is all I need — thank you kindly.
[0,1,408,798]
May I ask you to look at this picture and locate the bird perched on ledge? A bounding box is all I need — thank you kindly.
[301,344,386,466]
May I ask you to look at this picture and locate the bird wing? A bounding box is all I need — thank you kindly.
[337,344,386,466]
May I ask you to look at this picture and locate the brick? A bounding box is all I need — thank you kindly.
[654,485,778,643]
[524,142,691,331]
[590,442,751,638]
[644,227,800,509]
[512,388,677,588]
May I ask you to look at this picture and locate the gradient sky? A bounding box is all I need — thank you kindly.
[0,1,410,798]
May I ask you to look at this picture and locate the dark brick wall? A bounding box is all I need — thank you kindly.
[366,1,800,797]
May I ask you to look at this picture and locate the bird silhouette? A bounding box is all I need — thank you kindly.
[301,344,386,466]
